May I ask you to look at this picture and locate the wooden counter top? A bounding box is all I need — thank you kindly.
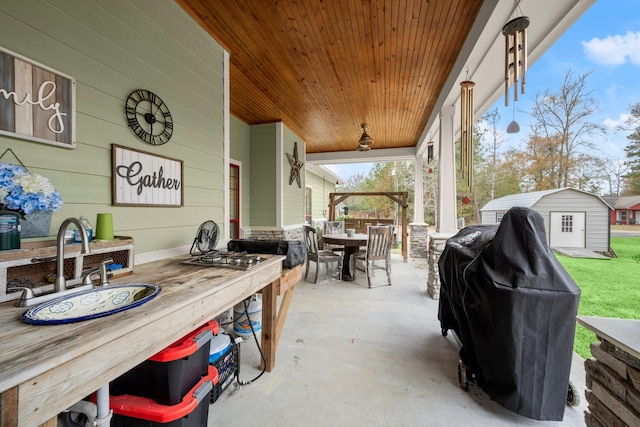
[0,254,284,426]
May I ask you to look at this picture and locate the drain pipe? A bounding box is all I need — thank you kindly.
[61,400,96,427]
[61,384,111,426]
[95,384,113,426]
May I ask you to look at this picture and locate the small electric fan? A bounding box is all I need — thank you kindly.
[190,220,220,256]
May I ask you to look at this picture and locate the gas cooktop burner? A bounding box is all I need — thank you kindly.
[183,251,265,270]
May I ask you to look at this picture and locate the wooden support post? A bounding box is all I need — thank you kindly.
[275,265,301,347]
[260,277,278,372]
[402,193,408,262]
[1,387,18,427]
[328,191,409,262]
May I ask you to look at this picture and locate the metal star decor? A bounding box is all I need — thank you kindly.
[287,142,304,188]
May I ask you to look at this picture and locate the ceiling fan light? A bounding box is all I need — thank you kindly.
[357,123,373,150]
[506,120,520,133]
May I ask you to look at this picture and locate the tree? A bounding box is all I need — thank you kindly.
[456,123,485,224]
[479,108,507,200]
[339,162,415,221]
[526,70,605,189]
[601,157,628,197]
[622,102,640,193]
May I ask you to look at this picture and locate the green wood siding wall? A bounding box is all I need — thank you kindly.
[306,171,337,221]
[282,127,305,227]
[230,116,251,232]
[250,123,277,226]
[0,0,226,257]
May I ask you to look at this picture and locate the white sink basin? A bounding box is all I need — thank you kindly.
[21,283,161,325]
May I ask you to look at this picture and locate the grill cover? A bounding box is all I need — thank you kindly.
[438,206,581,421]
[227,239,306,269]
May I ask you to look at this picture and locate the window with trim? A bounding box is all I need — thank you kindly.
[561,215,573,232]
[496,211,506,222]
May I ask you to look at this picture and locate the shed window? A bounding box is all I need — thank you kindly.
[496,211,506,222]
[561,215,573,233]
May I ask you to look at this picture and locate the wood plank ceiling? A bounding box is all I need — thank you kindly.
[177,0,484,154]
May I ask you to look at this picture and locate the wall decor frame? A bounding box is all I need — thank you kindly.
[0,45,76,148]
[112,144,183,207]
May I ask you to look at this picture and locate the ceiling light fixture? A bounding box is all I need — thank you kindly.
[357,123,373,151]
[502,13,530,106]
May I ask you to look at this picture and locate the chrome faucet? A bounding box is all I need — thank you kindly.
[82,259,113,286]
[56,217,91,292]
[14,217,93,307]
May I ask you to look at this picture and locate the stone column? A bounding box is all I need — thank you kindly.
[584,337,640,426]
[427,233,453,299]
[409,224,429,258]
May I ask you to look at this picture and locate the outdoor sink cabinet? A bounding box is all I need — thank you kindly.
[0,246,290,427]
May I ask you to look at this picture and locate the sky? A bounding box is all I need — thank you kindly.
[327,0,640,181]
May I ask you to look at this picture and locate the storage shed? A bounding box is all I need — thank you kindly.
[480,188,611,252]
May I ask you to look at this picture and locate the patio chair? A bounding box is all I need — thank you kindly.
[323,221,345,252]
[303,225,343,283]
[350,225,393,288]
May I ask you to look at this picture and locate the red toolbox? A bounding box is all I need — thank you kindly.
[110,320,219,405]
[110,365,218,427]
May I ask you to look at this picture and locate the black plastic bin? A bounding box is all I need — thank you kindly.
[110,365,218,427]
[110,321,218,406]
[438,207,581,421]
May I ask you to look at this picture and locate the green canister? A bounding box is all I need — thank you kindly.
[0,211,20,250]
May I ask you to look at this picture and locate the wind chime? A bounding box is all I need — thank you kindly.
[460,80,475,192]
[427,140,434,174]
[502,14,530,106]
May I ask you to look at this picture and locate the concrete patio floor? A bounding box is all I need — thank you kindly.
[209,254,587,426]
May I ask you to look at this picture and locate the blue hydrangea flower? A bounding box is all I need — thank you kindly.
[0,162,63,216]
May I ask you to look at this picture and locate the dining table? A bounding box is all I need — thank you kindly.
[322,233,368,281]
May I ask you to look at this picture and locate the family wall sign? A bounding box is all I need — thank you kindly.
[0,46,75,148]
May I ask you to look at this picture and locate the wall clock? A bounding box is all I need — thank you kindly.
[125,89,173,145]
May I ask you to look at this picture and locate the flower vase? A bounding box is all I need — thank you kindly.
[20,211,53,238]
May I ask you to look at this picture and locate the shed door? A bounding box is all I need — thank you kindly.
[549,212,585,248]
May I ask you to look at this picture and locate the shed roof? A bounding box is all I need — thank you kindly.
[480,188,611,211]
[601,196,618,210]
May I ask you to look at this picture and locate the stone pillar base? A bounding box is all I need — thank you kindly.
[409,223,429,258]
[427,232,455,299]
[243,226,303,241]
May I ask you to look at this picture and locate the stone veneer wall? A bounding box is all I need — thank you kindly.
[409,224,429,258]
[584,338,640,426]
[244,227,303,241]
[427,235,450,299]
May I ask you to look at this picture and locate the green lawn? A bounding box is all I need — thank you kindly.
[556,237,640,358]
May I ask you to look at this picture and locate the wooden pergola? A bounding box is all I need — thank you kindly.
[328,191,408,262]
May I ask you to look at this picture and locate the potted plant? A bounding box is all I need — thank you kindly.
[0,162,63,237]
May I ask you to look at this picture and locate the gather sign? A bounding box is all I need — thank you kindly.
[112,144,183,207]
